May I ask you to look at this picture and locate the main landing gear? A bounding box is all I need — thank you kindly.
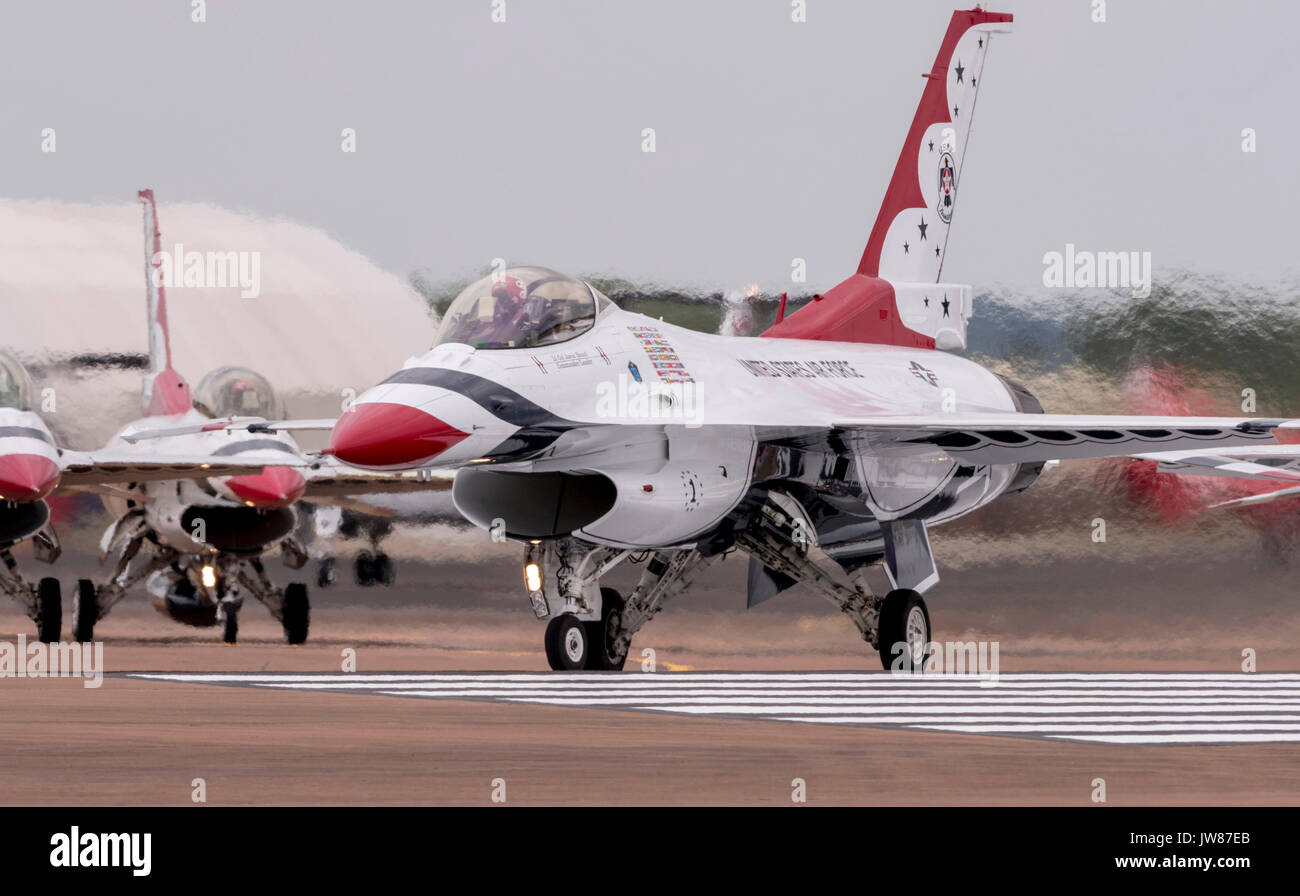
[737,505,939,671]
[520,506,939,672]
[354,550,395,587]
[0,524,65,643]
[82,511,313,645]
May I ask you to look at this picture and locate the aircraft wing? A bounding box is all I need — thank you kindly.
[56,450,268,486]
[300,462,454,498]
[121,417,337,442]
[1209,486,1300,510]
[1130,444,1300,482]
[821,414,1288,465]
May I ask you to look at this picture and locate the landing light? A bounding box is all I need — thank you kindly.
[524,562,542,593]
[201,565,217,588]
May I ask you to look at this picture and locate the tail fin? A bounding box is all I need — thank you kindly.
[860,8,1012,281]
[138,188,192,416]
[764,9,1011,346]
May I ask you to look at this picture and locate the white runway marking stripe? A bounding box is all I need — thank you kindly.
[124,671,1300,745]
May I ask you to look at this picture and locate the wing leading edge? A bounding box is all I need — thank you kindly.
[827,414,1288,465]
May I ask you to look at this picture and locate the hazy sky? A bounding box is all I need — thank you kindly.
[2,0,1295,294]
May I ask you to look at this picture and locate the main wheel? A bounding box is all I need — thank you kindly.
[72,579,97,642]
[584,588,628,671]
[877,589,931,672]
[282,583,310,645]
[34,577,61,643]
[372,553,395,586]
[544,614,589,671]
[221,607,238,644]
[355,551,375,586]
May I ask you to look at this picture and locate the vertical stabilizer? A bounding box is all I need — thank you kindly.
[138,189,192,416]
[764,9,1011,346]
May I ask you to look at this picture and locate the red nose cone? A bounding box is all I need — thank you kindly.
[0,454,60,502]
[327,402,469,468]
[225,466,307,509]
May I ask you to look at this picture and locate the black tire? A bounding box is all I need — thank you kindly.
[34,577,61,643]
[877,589,931,672]
[72,579,97,642]
[584,588,628,671]
[355,551,375,587]
[317,557,337,589]
[221,609,238,645]
[282,583,310,645]
[373,553,395,586]
[544,614,589,671]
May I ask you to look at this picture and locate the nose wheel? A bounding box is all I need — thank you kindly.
[544,614,589,670]
[543,588,628,671]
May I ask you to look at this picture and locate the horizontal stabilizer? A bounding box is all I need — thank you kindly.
[1133,444,1300,482]
[892,282,971,350]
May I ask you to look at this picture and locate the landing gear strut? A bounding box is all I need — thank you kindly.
[219,598,239,644]
[317,557,337,589]
[0,525,66,643]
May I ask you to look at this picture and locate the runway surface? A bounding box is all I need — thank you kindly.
[127,671,1300,746]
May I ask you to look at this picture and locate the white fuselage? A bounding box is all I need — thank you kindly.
[99,409,303,553]
[343,306,1030,552]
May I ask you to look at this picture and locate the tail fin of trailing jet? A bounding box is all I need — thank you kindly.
[138,189,192,416]
[764,8,1011,347]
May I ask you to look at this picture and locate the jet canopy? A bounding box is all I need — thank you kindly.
[0,351,34,411]
[434,266,609,350]
[193,366,280,419]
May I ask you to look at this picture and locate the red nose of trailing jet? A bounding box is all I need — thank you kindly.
[326,402,469,469]
[0,454,61,502]
[224,466,306,509]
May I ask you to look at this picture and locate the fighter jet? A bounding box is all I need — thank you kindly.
[194,9,1296,670]
[0,344,283,641]
[48,190,452,645]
